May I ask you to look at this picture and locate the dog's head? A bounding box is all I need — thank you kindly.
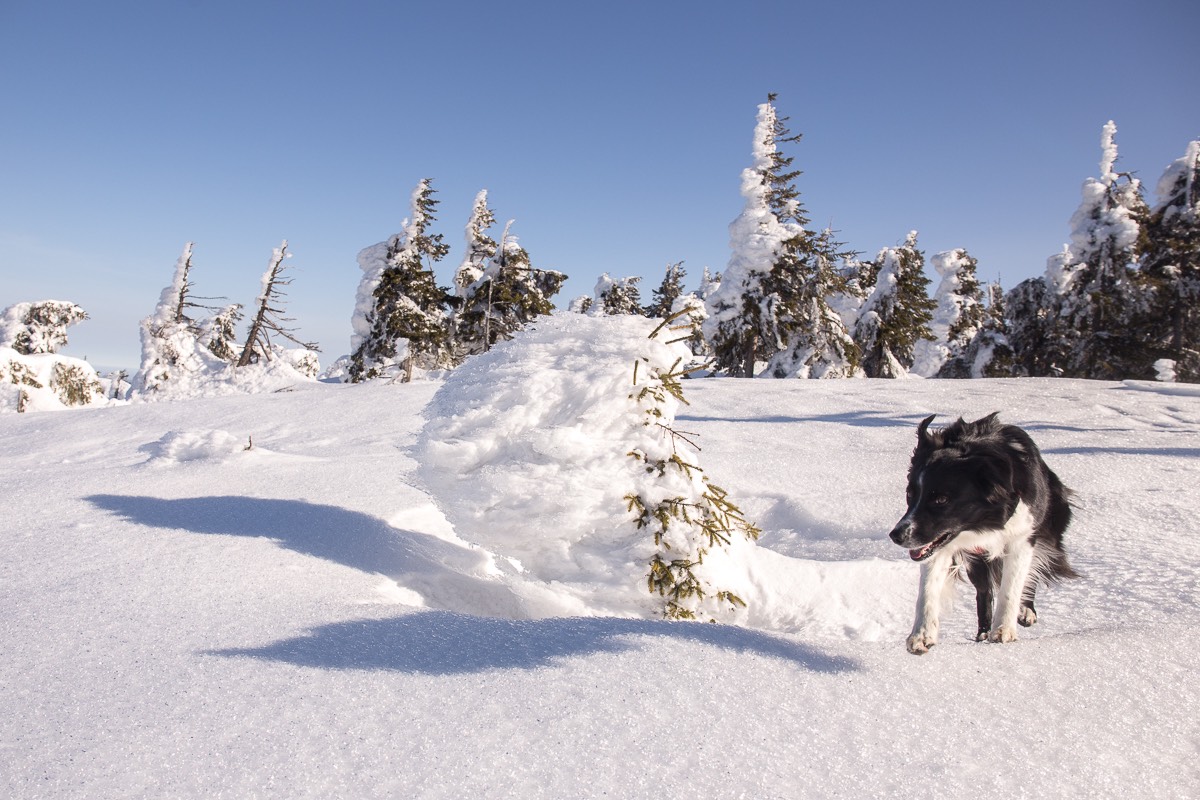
[889,413,1017,561]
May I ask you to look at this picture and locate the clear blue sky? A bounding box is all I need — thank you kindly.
[2,0,1197,369]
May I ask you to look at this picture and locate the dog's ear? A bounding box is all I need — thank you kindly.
[916,414,937,445]
[909,415,940,479]
[973,412,1002,433]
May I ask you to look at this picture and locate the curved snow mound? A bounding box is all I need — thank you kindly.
[417,314,759,619]
[146,429,247,463]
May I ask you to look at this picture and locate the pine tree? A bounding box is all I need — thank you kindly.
[763,228,861,378]
[1005,275,1055,376]
[197,304,244,363]
[593,274,644,315]
[625,314,761,620]
[704,94,817,377]
[0,300,89,355]
[454,190,498,299]
[940,281,1016,378]
[853,232,936,378]
[349,179,454,382]
[1055,121,1151,379]
[456,220,565,354]
[912,249,985,377]
[135,243,228,393]
[1142,139,1200,382]
[644,261,687,318]
[236,241,318,367]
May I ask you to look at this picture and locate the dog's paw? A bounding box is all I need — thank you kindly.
[975,630,989,642]
[988,625,1018,643]
[907,631,936,655]
[1017,606,1037,627]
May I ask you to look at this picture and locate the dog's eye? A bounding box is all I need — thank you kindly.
[931,494,949,506]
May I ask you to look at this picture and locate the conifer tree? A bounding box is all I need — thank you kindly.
[456,220,565,354]
[644,261,687,318]
[763,228,861,378]
[1054,122,1151,378]
[1142,139,1200,382]
[349,179,454,381]
[1005,275,1055,376]
[912,249,985,377]
[593,274,644,315]
[704,94,819,378]
[0,300,89,355]
[197,304,244,363]
[237,241,318,367]
[853,232,936,378]
[135,243,230,393]
[454,190,498,299]
[940,281,1016,378]
[625,314,761,620]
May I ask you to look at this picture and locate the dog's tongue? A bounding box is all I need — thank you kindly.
[909,544,932,561]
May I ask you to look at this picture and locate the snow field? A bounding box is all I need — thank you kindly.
[3,321,1199,797]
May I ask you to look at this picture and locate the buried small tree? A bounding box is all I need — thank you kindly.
[624,311,761,620]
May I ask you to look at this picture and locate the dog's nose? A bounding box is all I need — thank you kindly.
[889,522,909,544]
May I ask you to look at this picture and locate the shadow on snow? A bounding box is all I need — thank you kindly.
[85,493,859,675]
[207,612,861,676]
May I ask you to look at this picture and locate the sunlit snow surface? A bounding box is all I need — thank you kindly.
[3,324,1199,796]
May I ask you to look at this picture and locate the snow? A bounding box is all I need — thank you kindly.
[3,314,1200,797]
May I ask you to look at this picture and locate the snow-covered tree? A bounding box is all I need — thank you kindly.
[196,303,244,363]
[626,317,761,620]
[704,95,811,378]
[853,232,935,378]
[135,243,231,394]
[940,281,1015,378]
[1142,139,1200,382]
[1053,121,1151,379]
[0,300,89,355]
[453,190,498,299]
[911,249,985,377]
[644,261,687,318]
[349,179,454,382]
[762,228,861,378]
[592,273,643,315]
[1,300,103,412]
[456,220,565,355]
[1005,275,1056,377]
[236,241,318,368]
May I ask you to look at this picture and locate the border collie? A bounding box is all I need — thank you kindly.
[888,413,1077,654]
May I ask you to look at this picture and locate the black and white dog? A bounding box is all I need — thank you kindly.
[889,413,1077,654]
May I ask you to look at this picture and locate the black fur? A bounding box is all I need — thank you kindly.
[889,412,1077,645]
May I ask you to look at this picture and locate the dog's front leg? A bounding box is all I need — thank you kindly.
[990,538,1035,643]
[908,556,953,654]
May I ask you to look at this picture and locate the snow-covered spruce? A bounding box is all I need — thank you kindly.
[0,348,105,413]
[0,300,89,356]
[704,96,858,379]
[455,214,564,357]
[1143,138,1200,382]
[627,311,761,619]
[853,231,935,378]
[910,249,984,378]
[349,179,454,382]
[1051,121,1151,379]
[417,313,760,620]
[235,240,319,370]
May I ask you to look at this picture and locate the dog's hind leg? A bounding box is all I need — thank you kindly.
[966,556,996,641]
[1019,583,1038,627]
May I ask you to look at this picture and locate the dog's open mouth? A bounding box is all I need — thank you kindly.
[909,532,955,562]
